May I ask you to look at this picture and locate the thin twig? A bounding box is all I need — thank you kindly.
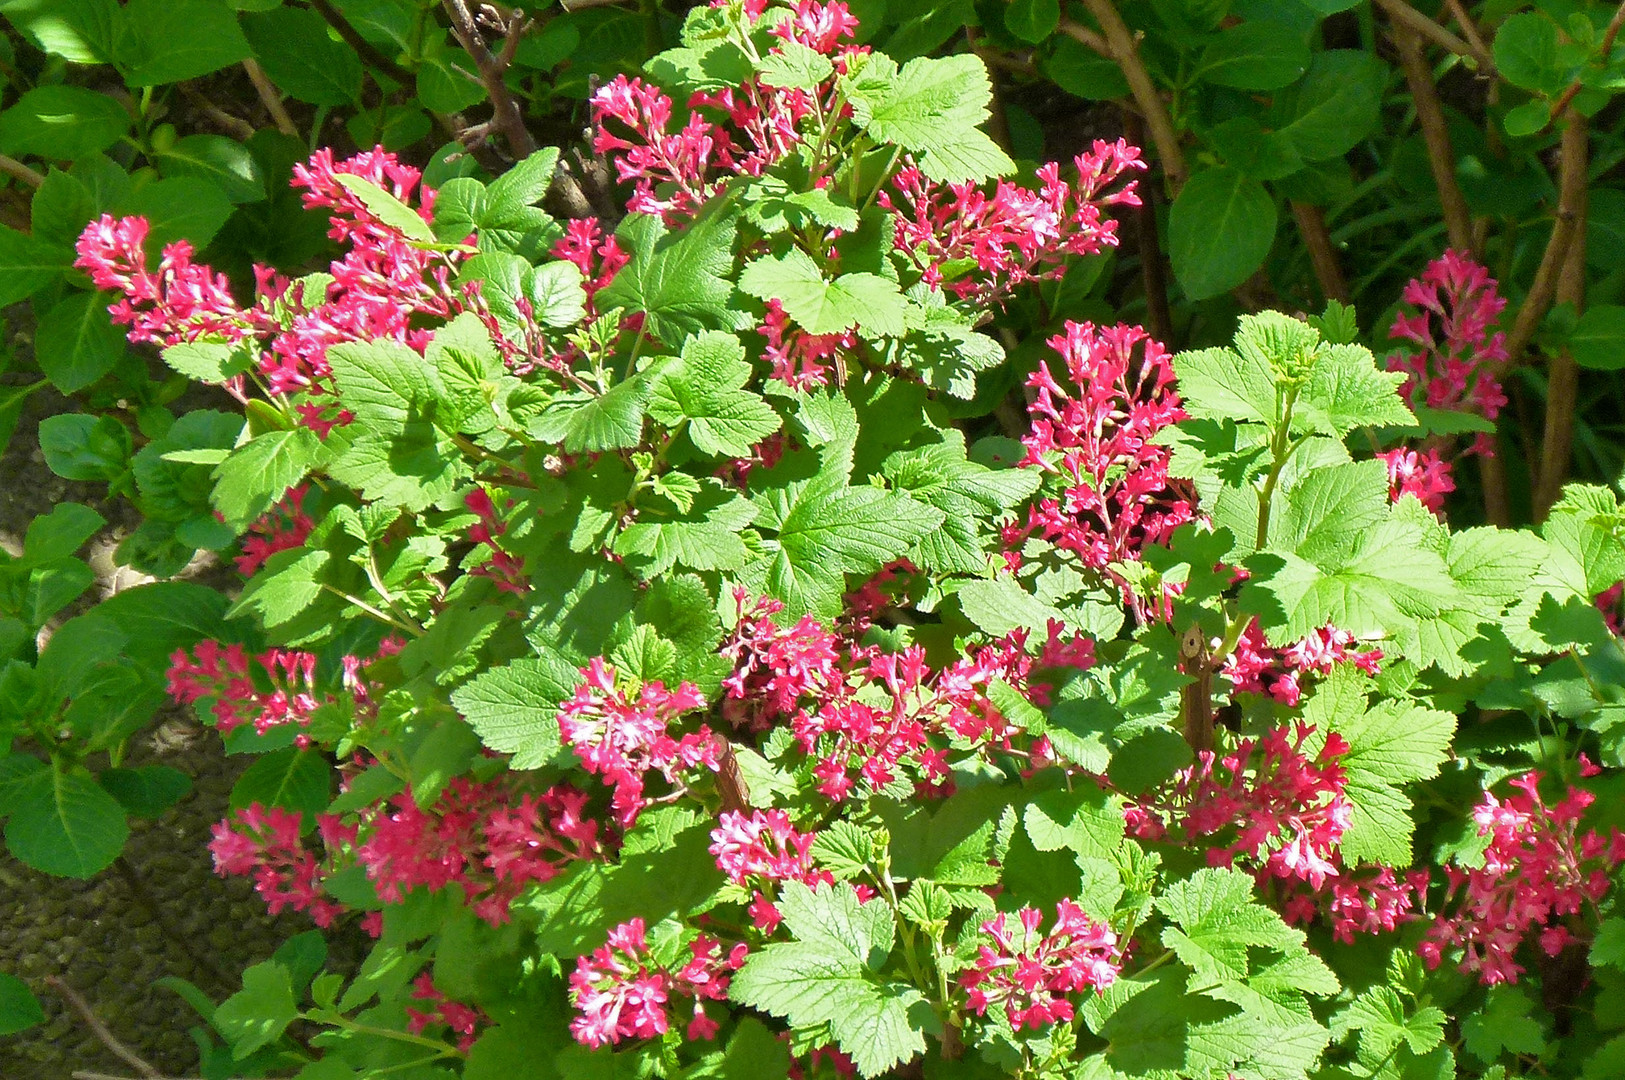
[0,153,44,188]
[559,0,629,9]
[306,0,415,84]
[1122,111,1172,343]
[1291,201,1349,304]
[1550,0,1625,122]
[1391,23,1475,252]
[241,58,299,137]
[1534,115,1589,520]
[442,0,538,158]
[46,977,162,1080]
[1060,9,1187,189]
[72,1073,210,1080]
[1502,110,1588,368]
[178,84,256,140]
[1442,0,1494,68]
[1372,0,1495,73]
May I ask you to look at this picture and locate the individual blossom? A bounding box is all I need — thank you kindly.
[557,659,720,827]
[406,972,487,1054]
[1387,250,1509,447]
[1005,322,1194,618]
[1378,447,1456,516]
[720,590,844,730]
[568,919,748,1048]
[590,76,727,221]
[1420,771,1625,985]
[464,488,528,596]
[208,804,344,927]
[1220,620,1382,708]
[961,899,1120,1030]
[235,485,316,575]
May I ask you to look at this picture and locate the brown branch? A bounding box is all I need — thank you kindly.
[1550,0,1625,122]
[72,1073,211,1080]
[0,153,44,188]
[178,84,256,141]
[242,59,299,137]
[47,977,162,1080]
[1372,0,1495,73]
[1392,24,1475,253]
[1479,441,1511,526]
[1534,115,1589,520]
[442,0,538,159]
[1502,111,1588,368]
[306,0,415,84]
[1442,0,1494,69]
[1060,9,1187,189]
[1291,201,1349,304]
[1122,111,1172,342]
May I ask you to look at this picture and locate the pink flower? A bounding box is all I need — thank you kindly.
[1378,447,1456,515]
[1005,322,1194,618]
[1221,619,1382,706]
[208,804,344,927]
[961,900,1120,1030]
[406,973,487,1054]
[1387,250,1508,451]
[568,919,747,1048]
[74,215,250,347]
[464,488,528,596]
[235,485,315,575]
[557,659,718,827]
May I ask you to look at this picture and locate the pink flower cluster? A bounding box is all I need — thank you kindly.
[557,659,721,828]
[77,148,466,436]
[406,973,486,1054]
[720,593,1091,801]
[569,919,747,1047]
[1220,619,1383,707]
[1377,447,1456,516]
[209,804,343,926]
[960,900,1120,1030]
[1004,322,1194,617]
[168,642,329,745]
[464,488,527,596]
[1282,866,1430,944]
[758,297,855,390]
[1135,723,1353,889]
[1421,768,1624,985]
[1388,250,1509,429]
[235,485,316,576]
[880,141,1144,306]
[709,809,831,931]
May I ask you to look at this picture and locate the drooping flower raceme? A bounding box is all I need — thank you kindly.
[1387,249,1509,443]
[569,918,748,1047]
[960,899,1121,1030]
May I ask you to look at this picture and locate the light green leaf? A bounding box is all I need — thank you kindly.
[843,52,1014,183]
[597,211,749,344]
[0,84,130,159]
[213,962,298,1059]
[648,330,781,457]
[739,248,907,337]
[0,972,44,1036]
[881,432,1039,573]
[451,654,579,769]
[334,174,434,242]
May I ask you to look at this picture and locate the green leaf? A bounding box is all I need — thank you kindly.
[1461,986,1544,1062]
[1503,99,1551,138]
[213,961,298,1059]
[1571,305,1625,370]
[230,747,330,817]
[1494,12,1566,94]
[530,374,654,453]
[1274,51,1388,161]
[0,84,130,159]
[844,52,1014,183]
[1044,35,1130,100]
[739,248,906,337]
[731,881,930,1078]
[118,0,252,85]
[614,486,756,575]
[757,40,834,89]
[0,0,120,64]
[597,211,749,345]
[3,764,129,878]
[451,654,579,769]
[151,134,266,204]
[212,427,321,528]
[241,5,363,105]
[0,222,70,306]
[34,291,125,394]
[1169,166,1277,300]
[119,176,234,250]
[648,330,780,457]
[1331,985,1446,1058]
[1595,917,1625,968]
[334,174,434,242]
[40,413,130,482]
[1023,786,1125,859]
[0,972,44,1035]
[1005,0,1059,42]
[99,764,192,818]
[1197,21,1311,90]
[1303,670,1454,865]
[881,431,1039,574]
[1155,867,1315,986]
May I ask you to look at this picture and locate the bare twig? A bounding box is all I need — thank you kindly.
[1550,0,1625,122]
[1534,115,1589,520]
[559,0,629,9]
[1060,8,1187,189]
[1502,111,1588,368]
[0,153,44,188]
[1479,441,1511,526]
[47,977,162,1080]
[241,58,299,137]
[442,0,538,159]
[1121,111,1172,343]
[1372,0,1495,73]
[178,84,256,140]
[306,0,415,84]
[1442,0,1494,68]
[72,1073,210,1080]
[1291,201,1349,304]
[1392,24,1475,253]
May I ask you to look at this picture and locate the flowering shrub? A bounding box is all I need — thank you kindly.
[26,4,1625,1078]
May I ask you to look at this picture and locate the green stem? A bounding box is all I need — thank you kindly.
[365,546,427,636]
[307,1013,466,1058]
[322,584,425,637]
